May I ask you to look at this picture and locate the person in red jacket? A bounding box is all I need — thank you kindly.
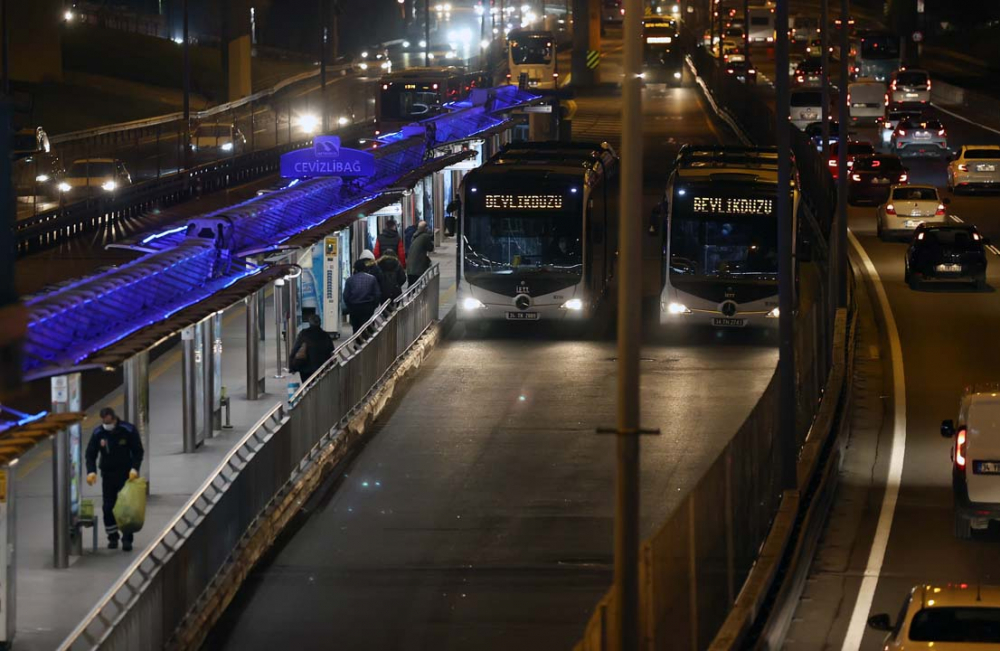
[373,219,406,266]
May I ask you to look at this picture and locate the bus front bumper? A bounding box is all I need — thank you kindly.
[660,303,780,329]
[459,298,588,322]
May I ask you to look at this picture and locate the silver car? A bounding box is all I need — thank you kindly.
[891,118,948,158]
[876,184,948,241]
[879,106,922,145]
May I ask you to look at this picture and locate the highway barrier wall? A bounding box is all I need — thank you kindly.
[574,38,855,651]
[58,268,443,651]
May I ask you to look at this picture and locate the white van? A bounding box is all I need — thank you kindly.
[790,89,824,130]
[847,78,886,125]
[942,386,1000,539]
[747,6,775,43]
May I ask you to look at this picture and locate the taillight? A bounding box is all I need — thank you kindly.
[891,80,897,90]
[897,130,906,137]
[899,173,908,183]
[927,79,932,91]
[885,203,896,214]
[956,427,967,469]
[828,159,837,167]
[958,163,969,172]
[797,75,804,82]
[851,173,861,182]
[938,129,946,137]
[936,204,946,216]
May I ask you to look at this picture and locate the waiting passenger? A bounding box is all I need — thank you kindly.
[343,259,383,334]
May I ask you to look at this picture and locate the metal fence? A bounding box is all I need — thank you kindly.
[57,266,441,651]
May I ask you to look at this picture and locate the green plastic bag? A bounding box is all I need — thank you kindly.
[112,478,148,534]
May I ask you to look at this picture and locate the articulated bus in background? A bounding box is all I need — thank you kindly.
[375,67,484,133]
[642,17,684,85]
[507,29,558,89]
[660,146,798,329]
[747,5,776,43]
[854,30,900,82]
[458,141,620,324]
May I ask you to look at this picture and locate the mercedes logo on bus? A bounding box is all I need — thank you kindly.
[514,294,532,310]
[720,300,738,317]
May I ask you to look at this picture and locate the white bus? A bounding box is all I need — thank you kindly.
[659,146,798,329]
[458,141,620,324]
[507,29,558,89]
[747,5,775,43]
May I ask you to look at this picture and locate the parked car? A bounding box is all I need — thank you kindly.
[876,184,948,241]
[948,145,1000,193]
[59,158,132,198]
[848,153,908,204]
[905,224,988,290]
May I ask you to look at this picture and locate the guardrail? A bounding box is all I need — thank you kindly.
[58,266,441,651]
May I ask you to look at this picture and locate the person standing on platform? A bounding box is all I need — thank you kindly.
[288,313,335,382]
[406,220,435,287]
[377,248,407,305]
[85,407,143,551]
[373,218,406,266]
[343,259,383,334]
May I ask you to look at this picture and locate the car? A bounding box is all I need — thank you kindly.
[806,120,840,151]
[943,386,1000,537]
[889,68,931,105]
[722,26,745,50]
[805,37,827,55]
[790,15,819,42]
[793,57,824,87]
[905,224,988,290]
[868,584,1000,648]
[353,46,391,74]
[876,184,949,241]
[724,60,757,84]
[948,145,1000,193]
[723,45,746,63]
[790,89,825,130]
[827,140,874,179]
[891,117,947,157]
[879,106,923,144]
[58,158,132,197]
[190,123,246,157]
[849,154,908,204]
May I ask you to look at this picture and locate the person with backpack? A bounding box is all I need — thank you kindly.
[377,248,407,304]
[372,218,405,266]
[288,313,335,383]
[343,259,383,334]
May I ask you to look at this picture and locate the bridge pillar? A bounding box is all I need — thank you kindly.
[431,171,445,245]
[246,292,262,401]
[401,190,416,230]
[182,327,198,452]
[222,0,253,101]
[286,270,300,351]
[50,373,81,569]
[123,351,150,487]
[273,279,287,379]
[201,317,217,439]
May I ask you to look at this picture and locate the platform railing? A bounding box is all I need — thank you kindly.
[57,266,441,651]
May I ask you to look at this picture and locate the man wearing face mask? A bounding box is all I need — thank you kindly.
[85,407,144,551]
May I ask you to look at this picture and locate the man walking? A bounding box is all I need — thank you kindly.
[288,313,335,383]
[406,220,435,286]
[373,218,406,266]
[343,259,383,334]
[85,407,144,551]
[377,248,407,304]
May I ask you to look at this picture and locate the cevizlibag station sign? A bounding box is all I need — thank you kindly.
[280,135,376,179]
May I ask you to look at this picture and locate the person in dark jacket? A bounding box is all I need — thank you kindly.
[288,313,335,382]
[406,220,435,286]
[358,249,384,284]
[373,219,406,266]
[85,407,144,551]
[343,259,383,333]
[377,249,407,303]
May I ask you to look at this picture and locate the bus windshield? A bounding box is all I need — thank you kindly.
[379,85,441,120]
[860,33,899,60]
[464,210,582,278]
[670,188,778,278]
[510,35,553,65]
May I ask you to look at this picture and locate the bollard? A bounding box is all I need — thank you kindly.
[220,386,234,430]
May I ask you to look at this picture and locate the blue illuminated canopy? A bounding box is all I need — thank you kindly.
[281,135,376,179]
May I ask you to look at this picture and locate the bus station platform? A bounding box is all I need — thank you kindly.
[13,238,457,651]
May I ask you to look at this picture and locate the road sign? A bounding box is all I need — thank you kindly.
[586,50,601,69]
[280,135,376,179]
[912,31,923,43]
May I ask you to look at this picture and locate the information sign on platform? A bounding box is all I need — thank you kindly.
[280,135,376,179]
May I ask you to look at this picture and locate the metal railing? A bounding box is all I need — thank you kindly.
[58,266,441,651]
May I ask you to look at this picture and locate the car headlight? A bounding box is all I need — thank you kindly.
[462,297,485,310]
[101,180,117,192]
[35,174,50,183]
[359,62,368,70]
[58,182,71,193]
[673,71,682,79]
[766,307,780,318]
[666,302,691,314]
[561,298,583,311]
[221,142,234,151]
[190,144,198,151]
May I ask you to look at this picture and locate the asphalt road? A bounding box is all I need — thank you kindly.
[205,33,781,651]
[721,9,1000,649]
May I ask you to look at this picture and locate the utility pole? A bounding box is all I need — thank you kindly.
[182,0,190,170]
[743,0,749,57]
[837,0,848,307]
[820,0,830,156]
[615,0,643,644]
[425,0,431,66]
[775,0,796,491]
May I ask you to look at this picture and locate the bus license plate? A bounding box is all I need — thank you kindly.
[712,317,746,327]
[975,461,1000,474]
[506,312,539,321]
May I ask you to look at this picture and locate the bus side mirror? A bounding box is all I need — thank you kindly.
[798,240,813,263]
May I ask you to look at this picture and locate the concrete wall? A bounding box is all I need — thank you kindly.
[3,0,63,83]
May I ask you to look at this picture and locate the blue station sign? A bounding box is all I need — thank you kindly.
[280,135,376,179]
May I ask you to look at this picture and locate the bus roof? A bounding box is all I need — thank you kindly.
[472,141,616,178]
[380,66,465,81]
[673,146,782,183]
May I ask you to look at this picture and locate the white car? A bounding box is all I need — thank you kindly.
[190,123,246,156]
[876,184,948,241]
[889,68,931,105]
[58,158,132,197]
[790,89,824,130]
[948,145,1000,194]
[868,584,1000,648]
[942,386,1000,538]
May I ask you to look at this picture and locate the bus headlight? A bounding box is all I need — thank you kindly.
[462,297,485,310]
[101,180,117,192]
[666,302,691,314]
[561,298,583,311]
[766,307,780,318]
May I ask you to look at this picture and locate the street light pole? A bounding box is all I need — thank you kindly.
[837,0,849,307]
[182,0,190,169]
[820,0,830,156]
[320,0,328,133]
[425,0,431,66]
[775,0,796,491]
[615,0,643,644]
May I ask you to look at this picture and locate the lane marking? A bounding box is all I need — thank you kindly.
[932,102,1000,137]
[841,229,908,651]
[949,214,1000,255]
